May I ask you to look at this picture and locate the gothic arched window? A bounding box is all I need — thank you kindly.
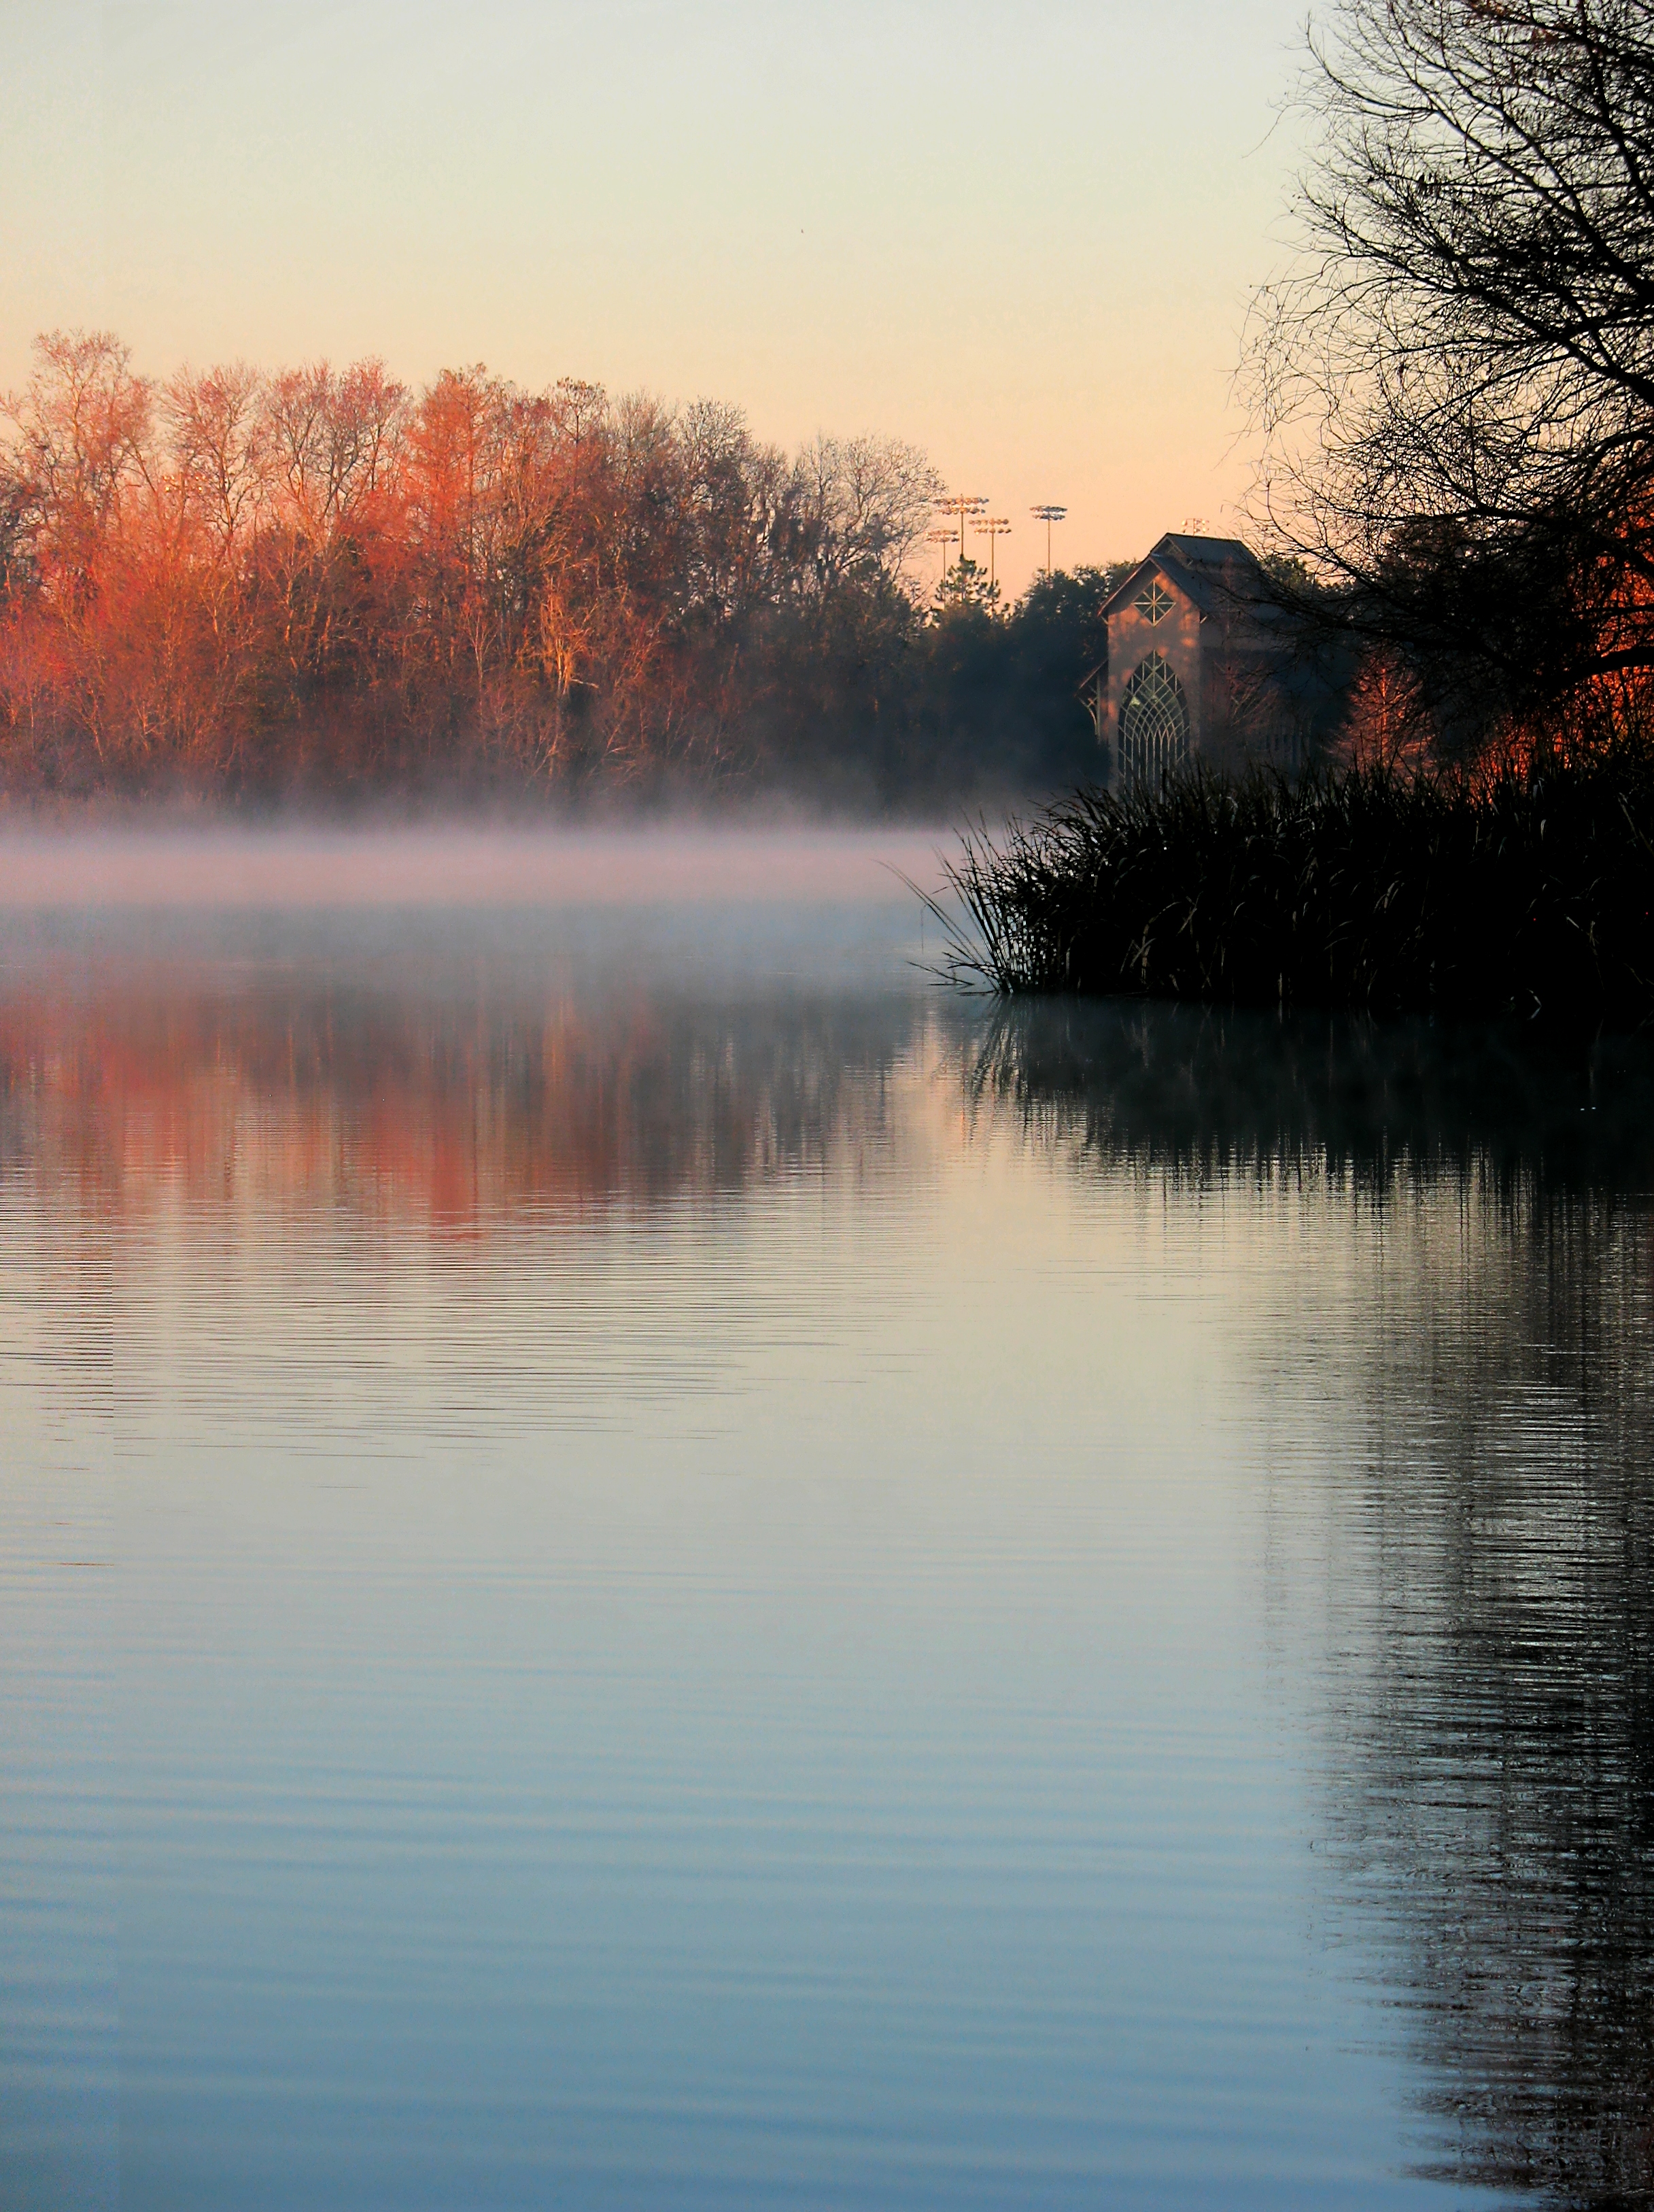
[1118,653,1191,784]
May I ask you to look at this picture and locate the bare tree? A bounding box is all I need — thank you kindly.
[166,363,268,560]
[791,434,942,598]
[1250,0,1654,738]
[1,332,154,607]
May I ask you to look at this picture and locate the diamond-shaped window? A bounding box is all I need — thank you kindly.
[1135,580,1173,625]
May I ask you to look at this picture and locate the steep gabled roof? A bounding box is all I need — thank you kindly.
[1098,532,1273,622]
[1156,532,1256,569]
[1078,532,1285,696]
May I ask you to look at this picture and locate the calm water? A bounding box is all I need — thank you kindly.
[1,832,1650,2211]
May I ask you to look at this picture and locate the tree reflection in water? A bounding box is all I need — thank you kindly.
[0,970,931,1225]
[967,1002,1654,2211]
[7,955,1651,2201]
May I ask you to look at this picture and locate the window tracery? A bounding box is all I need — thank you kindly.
[1118,653,1190,783]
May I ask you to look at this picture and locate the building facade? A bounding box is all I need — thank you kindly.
[1081,534,1324,787]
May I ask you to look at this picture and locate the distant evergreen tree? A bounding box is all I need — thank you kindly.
[931,556,1000,616]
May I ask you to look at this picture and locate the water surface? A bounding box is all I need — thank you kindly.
[2,832,1650,2209]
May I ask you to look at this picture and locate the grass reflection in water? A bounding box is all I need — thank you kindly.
[974,1000,1654,2210]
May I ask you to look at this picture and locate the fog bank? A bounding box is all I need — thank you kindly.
[0,824,956,909]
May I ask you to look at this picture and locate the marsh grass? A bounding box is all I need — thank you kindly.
[928,751,1654,1024]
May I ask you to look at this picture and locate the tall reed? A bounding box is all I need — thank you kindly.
[931,751,1654,1023]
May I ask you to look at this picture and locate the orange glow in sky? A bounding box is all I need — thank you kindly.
[2,0,1311,598]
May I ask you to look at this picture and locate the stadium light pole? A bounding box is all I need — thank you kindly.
[925,526,955,582]
[974,515,1012,589]
[1030,503,1067,575]
[935,493,988,571]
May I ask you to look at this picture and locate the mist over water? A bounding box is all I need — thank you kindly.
[1,832,1649,2210]
[0,821,957,911]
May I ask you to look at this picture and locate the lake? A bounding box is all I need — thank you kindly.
[1,828,1649,2211]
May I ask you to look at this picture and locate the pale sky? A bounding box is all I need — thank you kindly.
[2,0,1310,598]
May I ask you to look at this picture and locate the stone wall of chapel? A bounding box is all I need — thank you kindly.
[1199,639,1322,775]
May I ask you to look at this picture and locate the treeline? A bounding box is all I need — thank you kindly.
[0,331,1114,805]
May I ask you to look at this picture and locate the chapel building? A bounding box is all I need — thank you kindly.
[1081,533,1322,787]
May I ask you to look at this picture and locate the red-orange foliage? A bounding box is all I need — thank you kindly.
[0,333,941,798]
[1333,647,1434,771]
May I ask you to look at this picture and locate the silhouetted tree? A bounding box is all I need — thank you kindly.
[1251,0,1654,746]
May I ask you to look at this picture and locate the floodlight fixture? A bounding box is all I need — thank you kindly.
[935,492,989,567]
[1030,503,1068,575]
[974,515,1013,588]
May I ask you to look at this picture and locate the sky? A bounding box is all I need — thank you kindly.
[1,0,1312,599]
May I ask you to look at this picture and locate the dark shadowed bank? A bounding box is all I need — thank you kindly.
[931,751,1654,1027]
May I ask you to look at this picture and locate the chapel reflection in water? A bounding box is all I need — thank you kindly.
[973,1001,1654,2209]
